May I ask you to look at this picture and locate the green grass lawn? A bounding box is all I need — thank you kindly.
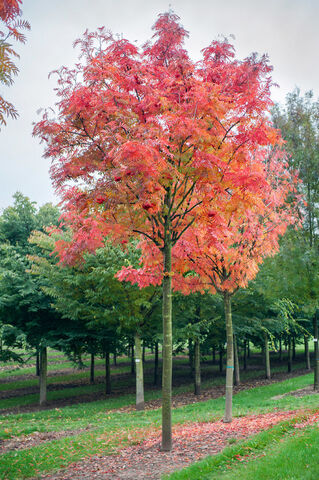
[0,372,318,479]
[165,420,319,480]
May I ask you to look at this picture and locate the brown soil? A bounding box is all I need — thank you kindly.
[0,428,90,455]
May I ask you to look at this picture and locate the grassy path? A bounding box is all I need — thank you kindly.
[166,414,319,480]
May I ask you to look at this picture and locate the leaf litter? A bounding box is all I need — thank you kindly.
[36,410,309,480]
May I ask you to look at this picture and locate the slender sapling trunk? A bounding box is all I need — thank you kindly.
[264,332,271,379]
[288,337,292,373]
[105,350,111,394]
[304,336,311,371]
[36,347,40,377]
[39,346,47,406]
[314,313,319,391]
[188,338,194,377]
[243,340,247,371]
[134,332,144,410]
[194,338,201,395]
[142,343,146,363]
[90,353,95,384]
[131,343,135,375]
[154,341,159,386]
[224,293,234,423]
[233,334,240,386]
[161,238,173,451]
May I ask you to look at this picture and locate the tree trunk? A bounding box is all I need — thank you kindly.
[161,239,172,451]
[233,334,240,386]
[247,340,250,358]
[134,332,144,410]
[130,343,135,375]
[224,293,234,423]
[36,347,40,376]
[219,345,223,373]
[188,338,194,377]
[105,350,111,394]
[39,346,47,406]
[194,339,201,395]
[314,314,319,391]
[154,341,159,386]
[261,344,265,366]
[142,343,146,364]
[279,338,282,361]
[304,336,311,371]
[212,346,216,364]
[264,332,271,379]
[292,336,296,360]
[90,353,95,384]
[243,340,247,371]
[287,337,292,373]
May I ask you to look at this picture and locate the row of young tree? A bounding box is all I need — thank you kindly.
[0,192,316,393]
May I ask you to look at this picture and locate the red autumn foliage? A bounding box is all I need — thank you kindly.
[35,12,286,269]
[34,11,300,450]
[0,0,30,126]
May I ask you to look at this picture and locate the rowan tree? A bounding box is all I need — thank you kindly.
[35,12,285,450]
[172,151,300,421]
[0,0,29,126]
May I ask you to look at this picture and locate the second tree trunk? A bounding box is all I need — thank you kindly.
[224,293,234,423]
[134,332,144,410]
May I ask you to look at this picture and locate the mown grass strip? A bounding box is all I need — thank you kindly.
[0,363,137,393]
[164,417,319,480]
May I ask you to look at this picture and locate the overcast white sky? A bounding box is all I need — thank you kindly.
[1,0,318,210]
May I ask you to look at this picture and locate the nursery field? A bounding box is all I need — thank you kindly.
[0,347,318,479]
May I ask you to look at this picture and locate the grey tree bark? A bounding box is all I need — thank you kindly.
[264,332,271,379]
[224,293,234,423]
[279,338,282,361]
[39,346,47,406]
[314,313,319,391]
[161,239,172,451]
[105,350,111,394]
[233,334,240,386]
[90,353,95,384]
[287,337,292,373]
[134,332,145,410]
[194,338,201,395]
[130,343,135,375]
[304,336,311,371]
[188,338,194,377]
[36,347,40,377]
[243,340,247,371]
[154,341,159,386]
